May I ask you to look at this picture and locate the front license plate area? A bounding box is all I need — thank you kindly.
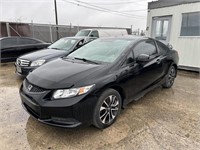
[16,66,22,73]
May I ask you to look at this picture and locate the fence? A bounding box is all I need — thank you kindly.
[0,22,131,43]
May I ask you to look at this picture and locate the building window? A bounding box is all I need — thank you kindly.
[180,12,200,36]
[155,20,169,40]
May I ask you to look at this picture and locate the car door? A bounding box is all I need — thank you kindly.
[120,39,163,103]
[156,40,171,77]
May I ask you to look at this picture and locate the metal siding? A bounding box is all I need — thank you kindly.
[147,2,200,68]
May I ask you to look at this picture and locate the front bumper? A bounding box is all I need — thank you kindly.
[20,81,98,128]
[15,63,36,77]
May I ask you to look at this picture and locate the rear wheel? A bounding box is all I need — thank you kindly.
[162,65,177,88]
[93,89,122,129]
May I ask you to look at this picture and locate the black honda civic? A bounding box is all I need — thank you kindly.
[20,36,179,129]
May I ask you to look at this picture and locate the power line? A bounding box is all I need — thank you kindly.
[78,0,149,6]
[61,0,146,19]
[74,0,145,17]
[80,2,146,5]
[73,0,145,18]
[75,0,148,13]
[119,9,147,12]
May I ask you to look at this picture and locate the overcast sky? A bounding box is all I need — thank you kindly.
[0,0,153,30]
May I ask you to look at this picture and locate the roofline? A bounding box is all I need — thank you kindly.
[0,36,44,42]
[93,36,148,41]
[60,36,89,39]
[148,0,200,10]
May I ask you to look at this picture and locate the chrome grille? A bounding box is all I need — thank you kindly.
[17,58,30,67]
[24,80,45,93]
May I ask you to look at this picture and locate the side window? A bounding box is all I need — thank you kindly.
[156,41,169,55]
[1,38,18,48]
[75,40,84,49]
[123,51,134,66]
[133,40,157,58]
[90,31,99,38]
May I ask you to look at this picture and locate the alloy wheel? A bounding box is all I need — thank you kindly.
[168,66,176,86]
[99,95,119,124]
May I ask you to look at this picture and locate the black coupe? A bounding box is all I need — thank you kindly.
[20,36,179,129]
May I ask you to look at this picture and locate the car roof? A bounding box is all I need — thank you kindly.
[61,36,88,40]
[61,36,93,40]
[0,36,45,43]
[97,35,149,41]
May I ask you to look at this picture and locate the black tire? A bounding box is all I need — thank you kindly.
[93,89,122,129]
[162,65,177,88]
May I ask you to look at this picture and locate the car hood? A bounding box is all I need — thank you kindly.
[19,49,67,61]
[27,58,104,89]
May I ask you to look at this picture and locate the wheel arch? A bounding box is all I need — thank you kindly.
[96,83,127,108]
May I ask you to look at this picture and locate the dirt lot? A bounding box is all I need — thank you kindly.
[0,63,200,150]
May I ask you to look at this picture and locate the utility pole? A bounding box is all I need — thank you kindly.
[131,25,133,34]
[54,0,59,40]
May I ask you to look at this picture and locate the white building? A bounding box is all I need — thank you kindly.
[146,0,200,72]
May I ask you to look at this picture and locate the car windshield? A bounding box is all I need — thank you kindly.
[75,30,90,36]
[48,38,77,51]
[68,39,132,63]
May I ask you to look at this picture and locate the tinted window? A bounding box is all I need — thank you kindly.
[125,51,134,65]
[90,31,99,38]
[18,38,41,45]
[156,41,169,55]
[1,38,18,48]
[180,12,200,36]
[133,40,157,58]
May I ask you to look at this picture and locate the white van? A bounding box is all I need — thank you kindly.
[75,29,128,38]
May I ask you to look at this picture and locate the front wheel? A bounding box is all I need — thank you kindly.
[162,65,177,88]
[93,89,122,129]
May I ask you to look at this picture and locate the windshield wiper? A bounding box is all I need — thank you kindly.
[74,57,99,64]
[50,47,62,50]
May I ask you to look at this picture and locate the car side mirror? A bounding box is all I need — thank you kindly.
[136,54,150,62]
[167,43,173,50]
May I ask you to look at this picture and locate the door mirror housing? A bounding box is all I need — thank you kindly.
[136,54,150,62]
[167,43,173,50]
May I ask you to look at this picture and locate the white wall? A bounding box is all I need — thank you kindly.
[146,2,200,69]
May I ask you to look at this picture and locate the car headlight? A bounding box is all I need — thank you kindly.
[53,84,95,99]
[30,60,46,67]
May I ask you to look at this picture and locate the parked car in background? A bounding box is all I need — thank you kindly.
[20,36,179,129]
[0,37,50,63]
[75,29,128,40]
[15,36,90,76]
